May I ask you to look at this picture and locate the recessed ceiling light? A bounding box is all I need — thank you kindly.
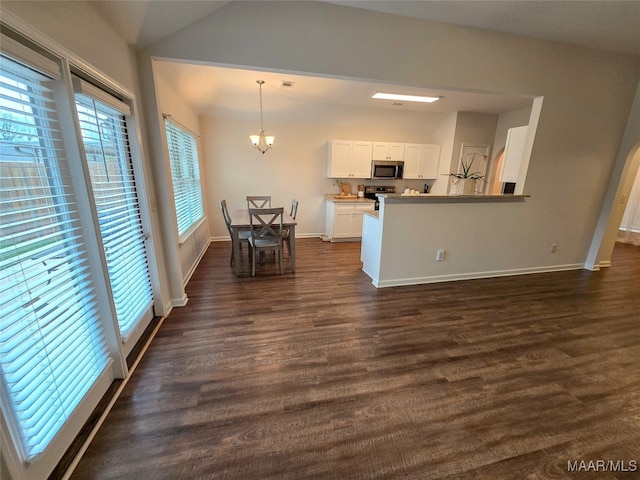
[372,92,441,103]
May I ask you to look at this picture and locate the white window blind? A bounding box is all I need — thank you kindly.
[0,54,110,459]
[74,89,153,338]
[164,118,204,237]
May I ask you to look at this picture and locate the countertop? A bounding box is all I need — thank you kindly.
[379,194,530,203]
[325,194,375,203]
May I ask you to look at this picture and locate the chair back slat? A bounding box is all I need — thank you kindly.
[248,207,284,241]
[290,199,299,220]
[247,195,272,209]
[219,200,232,232]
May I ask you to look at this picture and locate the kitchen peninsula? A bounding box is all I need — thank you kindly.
[361,193,538,288]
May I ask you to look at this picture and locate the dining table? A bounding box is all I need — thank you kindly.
[229,208,297,276]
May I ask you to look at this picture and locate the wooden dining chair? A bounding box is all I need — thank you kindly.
[248,207,284,276]
[290,198,299,220]
[246,195,271,208]
[219,200,251,267]
[283,199,298,257]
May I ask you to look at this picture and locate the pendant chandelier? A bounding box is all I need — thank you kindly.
[249,80,275,154]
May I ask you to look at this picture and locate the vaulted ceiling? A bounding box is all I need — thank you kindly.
[91,1,639,120]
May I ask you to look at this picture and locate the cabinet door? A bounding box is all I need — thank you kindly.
[420,144,441,179]
[351,141,373,178]
[333,208,354,237]
[372,142,390,160]
[403,144,422,179]
[351,211,365,236]
[328,140,352,178]
[372,142,405,160]
[403,144,441,179]
[388,143,405,161]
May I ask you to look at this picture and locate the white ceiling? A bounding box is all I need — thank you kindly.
[91,0,639,120]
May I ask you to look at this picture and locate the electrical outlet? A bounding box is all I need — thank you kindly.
[436,249,445,262]
[550,243,557,253]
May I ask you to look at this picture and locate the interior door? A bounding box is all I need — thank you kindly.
[456,144,490,194]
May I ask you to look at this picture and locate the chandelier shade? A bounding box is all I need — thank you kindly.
[250,80,274,154]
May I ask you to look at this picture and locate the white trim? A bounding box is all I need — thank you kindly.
[61,316,167,480]
[171,294,189,307]
[369,263,585,288]
[0,32,60,78]
[177,216,207,245]
[1,11,134,100]
[72,76,131,115]
[182,238,212,286]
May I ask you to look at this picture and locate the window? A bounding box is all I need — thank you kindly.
[0,53,111,461]
[74,83,154,340]
[164,118,204,238]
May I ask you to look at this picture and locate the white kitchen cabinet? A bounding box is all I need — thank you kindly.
[372,142,405,161]
[500,126,528,183]
[325,201,375,240]
[403,144,441,179]
[327,140,372,178]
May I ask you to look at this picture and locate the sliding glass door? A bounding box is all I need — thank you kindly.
[74,86,154,355]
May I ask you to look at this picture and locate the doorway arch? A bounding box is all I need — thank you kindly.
[585,83,640,270]
[488,147,506,195]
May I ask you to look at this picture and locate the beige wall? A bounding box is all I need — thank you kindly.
[3,1,139,93]
[5,0,639,291]
[200,110,451,240]
[140,0,640,275]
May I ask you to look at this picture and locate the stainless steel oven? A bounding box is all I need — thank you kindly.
[371,160,404,180]
[364,185,396,210]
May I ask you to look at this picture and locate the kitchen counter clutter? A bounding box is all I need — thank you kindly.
[324,194,375,203]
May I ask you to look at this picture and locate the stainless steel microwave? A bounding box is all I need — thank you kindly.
[371,160,404,179]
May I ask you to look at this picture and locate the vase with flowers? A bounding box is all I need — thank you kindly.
[447,153,487,195]
[333,179,352,197]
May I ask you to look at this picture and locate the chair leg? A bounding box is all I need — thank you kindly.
[279,248,284,274]
[252,247,256,276]
[230,244,235,267]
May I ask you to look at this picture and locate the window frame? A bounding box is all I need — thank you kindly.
[163,117,205,242]
[0,16,160,480]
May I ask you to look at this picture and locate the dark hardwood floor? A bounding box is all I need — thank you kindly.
[70,239,640,479]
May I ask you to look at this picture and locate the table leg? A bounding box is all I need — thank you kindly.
[231,227,242,275]
[290,225,296,272]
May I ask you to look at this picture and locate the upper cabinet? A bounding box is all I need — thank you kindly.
[328,140,372,178]
[403,144,441,179]
[372,142,405,161]
[500,126,528,183]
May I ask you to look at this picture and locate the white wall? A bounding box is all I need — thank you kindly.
[431,113,458,195]
[138,0,640,276]
[491,107,533,161]
[154,71,210,284]
[201,110,449,239]
[3,1,138,92]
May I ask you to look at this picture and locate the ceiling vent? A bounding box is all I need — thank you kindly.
[282,81,295,88]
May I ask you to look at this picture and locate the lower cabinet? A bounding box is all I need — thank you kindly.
[325,201,375,240]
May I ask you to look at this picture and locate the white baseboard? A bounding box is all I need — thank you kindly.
[183,238,212,286]
[372,263,585,288]
[170,294,189,307]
